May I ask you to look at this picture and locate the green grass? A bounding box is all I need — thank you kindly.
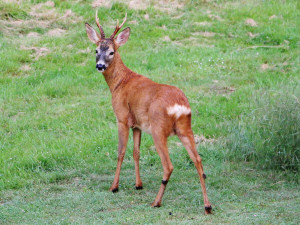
[0,0,299,224]
[226,88,300,171]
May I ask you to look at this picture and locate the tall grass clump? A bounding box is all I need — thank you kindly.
[226,88,299,172]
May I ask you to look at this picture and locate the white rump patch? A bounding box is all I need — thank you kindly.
[167,104,191,119]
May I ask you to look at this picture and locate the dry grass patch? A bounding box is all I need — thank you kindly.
[47,28,66,37]
[29,2,80,24]
[92,0,112,8]
[77,47,92,54]
[92,0,185,13]
[128,20,138,25]
[269,15,282,20]
[162,35,171,42]
[127,0,148,10]
[194,134,216,146]
[192,31,216,37]
[210,80,236,96]
[173,36,215,48]
[27,32,40,38]
[1,19,50,36]
[29,1,57,20]
[248,32,259,38]
[175,134,216,147]
[1,1,81,36]
[208,14,223,21]
[20,64,31,71]
[10,112,25,122]
[245,18,257,27]
[20,46,50,60]
[261,63,269,71]
[194,21,212,27]
[144,14,149,20]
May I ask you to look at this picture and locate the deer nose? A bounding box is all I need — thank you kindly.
[96,64,106,70]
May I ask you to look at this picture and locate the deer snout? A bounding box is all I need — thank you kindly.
[96,63,106,71]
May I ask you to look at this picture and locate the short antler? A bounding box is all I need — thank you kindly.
[110,13,127,40]
[95,10,105,39]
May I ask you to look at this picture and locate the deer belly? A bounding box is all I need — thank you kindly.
[135,123,152,134]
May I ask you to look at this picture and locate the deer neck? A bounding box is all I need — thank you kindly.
[102,51,132,93]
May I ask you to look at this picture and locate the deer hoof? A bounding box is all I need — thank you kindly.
[205,205,212,214]
[151,202,161,208]
[135,186,143,190]
[111,188,119,193]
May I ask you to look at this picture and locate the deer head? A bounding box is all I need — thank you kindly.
[85,10,130,72]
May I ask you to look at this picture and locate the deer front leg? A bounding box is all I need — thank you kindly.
[133,128,143,189]
[109,122,129,193]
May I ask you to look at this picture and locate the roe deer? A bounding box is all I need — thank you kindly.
[85,11,212,214]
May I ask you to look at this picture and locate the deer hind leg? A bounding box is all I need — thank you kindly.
[133,128,143,189]
[151,129,173,207]
[176,117,212,214]
[109,122,129,193]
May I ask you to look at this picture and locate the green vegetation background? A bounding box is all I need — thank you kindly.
[0,0,299,224]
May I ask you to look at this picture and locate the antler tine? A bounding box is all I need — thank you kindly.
[95,10,105,39]
[119,13,127,29]
[110,13,127,39]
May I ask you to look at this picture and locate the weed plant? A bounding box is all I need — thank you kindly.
[226,87,300,172]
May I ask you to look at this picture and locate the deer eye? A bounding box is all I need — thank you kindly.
[109,52,114,55]
[95,50,98,54]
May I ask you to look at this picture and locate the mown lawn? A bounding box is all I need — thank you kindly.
[0,0,299,224]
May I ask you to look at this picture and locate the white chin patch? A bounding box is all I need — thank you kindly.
[97,68,105,72]
[167,104,191,119]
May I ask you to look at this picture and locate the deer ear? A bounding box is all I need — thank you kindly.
[115,27,130,46]
[85,23,101,44]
